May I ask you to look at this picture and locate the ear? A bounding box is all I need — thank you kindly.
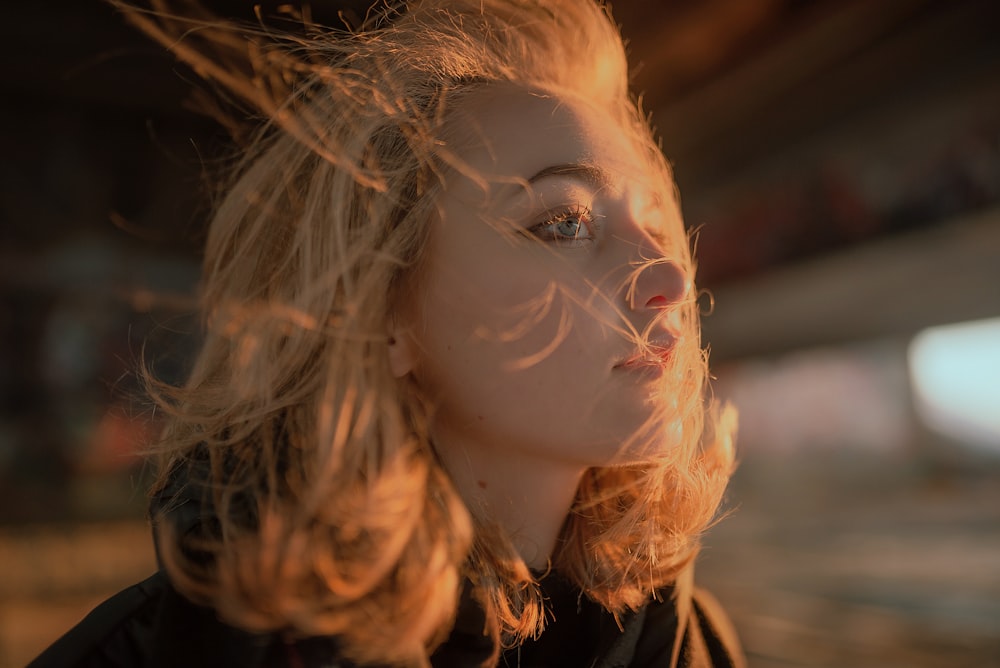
[387,326,418,378]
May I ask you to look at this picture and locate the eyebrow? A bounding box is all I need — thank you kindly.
[526,162,614,190]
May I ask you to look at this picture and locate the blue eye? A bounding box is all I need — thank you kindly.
[528,207,595,245]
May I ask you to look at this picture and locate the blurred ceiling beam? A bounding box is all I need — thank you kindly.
[701,207,1000,361]
[650,0,997,187]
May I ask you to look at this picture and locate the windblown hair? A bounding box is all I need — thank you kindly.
[121,0,737,665]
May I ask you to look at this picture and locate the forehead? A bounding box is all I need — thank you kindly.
[441,85,661,200]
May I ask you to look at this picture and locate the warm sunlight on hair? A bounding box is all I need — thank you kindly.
[40,2,744,667]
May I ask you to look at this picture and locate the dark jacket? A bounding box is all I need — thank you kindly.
[28,565,744,667]
[31,463,745,667]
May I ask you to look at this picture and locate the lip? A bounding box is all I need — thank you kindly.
[614,334,678,370]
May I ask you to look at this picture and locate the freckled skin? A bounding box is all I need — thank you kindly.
[407,86,688,466]
[393,85,690,565]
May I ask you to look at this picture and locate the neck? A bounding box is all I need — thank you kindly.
[433,427,586,569]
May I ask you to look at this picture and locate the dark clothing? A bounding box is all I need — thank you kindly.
[32,459,744,667]
[29,566,744,668]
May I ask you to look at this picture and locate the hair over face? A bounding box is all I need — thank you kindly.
[124,0,737,665]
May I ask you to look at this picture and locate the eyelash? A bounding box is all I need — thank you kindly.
[527,205,597,245]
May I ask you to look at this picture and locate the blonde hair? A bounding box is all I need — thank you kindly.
[122,0,736,665]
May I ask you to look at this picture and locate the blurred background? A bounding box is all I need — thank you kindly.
[1,0,998,666]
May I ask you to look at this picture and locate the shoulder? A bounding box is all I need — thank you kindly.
[26,572,316,668]
[27,572,168,668]
[632,586,746,668]
[684,587,747,668]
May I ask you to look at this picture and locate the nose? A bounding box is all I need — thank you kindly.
[627,254,688,311]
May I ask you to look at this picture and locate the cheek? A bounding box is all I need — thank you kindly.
[421,260,568,372]
[416,249,605,383]
[411,250,682,463]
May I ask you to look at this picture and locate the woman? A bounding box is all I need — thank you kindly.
[32,0,741,666]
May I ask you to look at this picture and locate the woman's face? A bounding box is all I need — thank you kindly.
[396,85,693,467]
